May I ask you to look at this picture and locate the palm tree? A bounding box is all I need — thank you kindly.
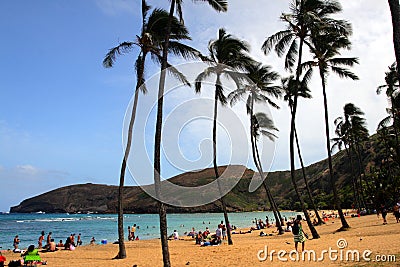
[377,62,400,165]
[303,22,358,229]
[195,28,252,245]
[228,62,285,234]
[155,2,227,266]
[333,103,369,211]
[388,0,400,82]
[282,72,324,227]
[262,0,343,235]
[103,0,198,259]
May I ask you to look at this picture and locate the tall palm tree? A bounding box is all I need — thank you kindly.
[195,28,252,245]
[228,62,285,234]
[377,62,400,165]
[155,2,227,266]
[333,103,369,211]
[262,0,343,235]
[282,72,324,227]
[388,0,400,82]
[103,0,198,259]
[304,24,359,229]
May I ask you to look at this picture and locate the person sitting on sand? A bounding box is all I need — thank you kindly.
[48,239,57,252]
[0,252,6,267]
[23,245,43,266]
[195,231,203,244]
[173,230,179,240]
[90,237,96,245]
[56,240,64,248]
[202,227,210,239]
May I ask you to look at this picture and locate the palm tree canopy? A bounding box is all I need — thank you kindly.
[252,112,279,141]
[228,62,282,112]
[262,0,350,71]
[377,62,399,97]
[195,28,253,104]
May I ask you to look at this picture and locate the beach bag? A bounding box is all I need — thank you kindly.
[292,223,300,235]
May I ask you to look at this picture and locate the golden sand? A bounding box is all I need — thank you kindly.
[2,213,400,266]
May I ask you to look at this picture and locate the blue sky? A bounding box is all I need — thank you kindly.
[0,0,394,212]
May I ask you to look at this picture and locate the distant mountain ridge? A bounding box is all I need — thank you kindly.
[10,133,385,213]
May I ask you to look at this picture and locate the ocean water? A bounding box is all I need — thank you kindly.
[0,211,300,250]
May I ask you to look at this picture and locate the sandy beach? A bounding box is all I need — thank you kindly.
[2,212,399,267]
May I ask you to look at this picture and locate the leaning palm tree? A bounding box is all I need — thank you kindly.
[195,28,252,245]
[388,0,400,82]
[103,0,199,259]
[282,72,324,227]
[304,24,359,229]
[262,0,343,235]
[155,2,227,266]
[228,62,285,234]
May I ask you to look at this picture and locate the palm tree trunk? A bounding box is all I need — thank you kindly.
[353,143,367,209]
[319,68,349,229]
[289,34,319,238]
[154,1,176,266]
[344,145,361,210]
[390,95,400,166]
[248,103,284,234]
[388,0,400,82]
[115,52,146,259]
[213,75,233,245]
[294,126,324,225]
[253,141,285,234]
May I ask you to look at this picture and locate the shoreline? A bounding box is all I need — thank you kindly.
[3,212,396,266]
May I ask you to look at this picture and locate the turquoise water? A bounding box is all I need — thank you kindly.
[0,211,300,250]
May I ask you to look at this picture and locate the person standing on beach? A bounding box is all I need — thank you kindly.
[46,232,52,249]
[77,233,82,246]
[131,224,136,240]
[220,221,227,240]
[13,235,20,250]
[127,226,132,241]
[380,204,388,224]
[292,215,307,252]
[38,231,45,249]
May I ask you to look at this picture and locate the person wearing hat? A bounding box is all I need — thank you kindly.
[292,215,308,252]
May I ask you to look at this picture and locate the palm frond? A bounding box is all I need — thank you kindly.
[284,39,298,70]
[103,41,135,68]
[194,67,215,93]
[261,30,292,55]
[166,63,191,87]
[195,0,228,12]
[330,66,359,80]
[168,41,201,60]
[329,57,359,67]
